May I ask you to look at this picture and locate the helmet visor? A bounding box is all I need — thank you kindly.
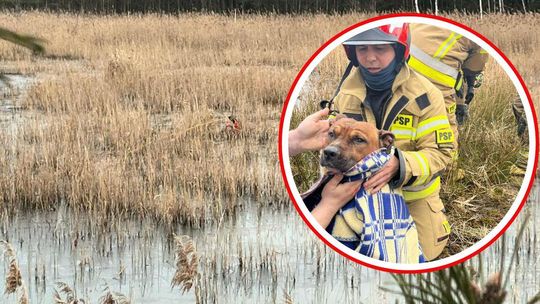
[343,28,400,45]
[343,41,395,45]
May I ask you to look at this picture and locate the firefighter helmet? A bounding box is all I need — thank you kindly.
[343,23,411,67]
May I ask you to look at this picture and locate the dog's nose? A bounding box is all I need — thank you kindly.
[323,146,340,160]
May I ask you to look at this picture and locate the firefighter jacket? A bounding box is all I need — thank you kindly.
[333,64,455,202]
[409,24,488,98]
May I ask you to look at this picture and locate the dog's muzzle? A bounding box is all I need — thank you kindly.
[320,145,354,172]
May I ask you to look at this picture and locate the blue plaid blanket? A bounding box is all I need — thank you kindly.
[326,148,426,264]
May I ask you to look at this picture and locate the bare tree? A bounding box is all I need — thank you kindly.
[414,0,419,12]
[434,0,438,15]
[480,0,483,19]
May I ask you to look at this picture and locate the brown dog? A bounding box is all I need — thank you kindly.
[320,115,394,173]
[302,115,426,263]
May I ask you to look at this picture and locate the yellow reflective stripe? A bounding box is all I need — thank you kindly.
[437,34,462,60]
[403,176,441,201]
[390,126,414,140]
[408,152,430,186]
[434,33,455,58]
[408,56,458,88]
[415,115,450,139]
[434,33,462,60]
[455,75,463,91]
[448,103,457,114]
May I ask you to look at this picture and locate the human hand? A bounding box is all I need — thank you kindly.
[311,174,362,228]
[289,108,330,156]
[363,155,399,194]
[320,174,362,210]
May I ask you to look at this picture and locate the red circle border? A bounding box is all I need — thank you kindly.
[278,13,539,274]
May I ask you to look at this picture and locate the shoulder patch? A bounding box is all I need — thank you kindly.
[415,93,431,111]
[393,114,414,128]
[435,129,455,144]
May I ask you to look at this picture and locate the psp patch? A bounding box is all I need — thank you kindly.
[436,129,454,144]
[393,114,414,128]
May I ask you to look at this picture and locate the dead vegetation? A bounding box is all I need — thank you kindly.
[171,234,199,294]
[99,285,131,304]
[1,241,29,304]
[0,12,537,231]
[53,282,86,303]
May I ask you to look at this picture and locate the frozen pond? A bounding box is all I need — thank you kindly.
[0,200,392,303]
[0,181,538,303]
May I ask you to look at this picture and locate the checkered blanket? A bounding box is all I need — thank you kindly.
[326,148,426,264]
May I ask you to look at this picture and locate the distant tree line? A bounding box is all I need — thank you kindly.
[0,0,538,14]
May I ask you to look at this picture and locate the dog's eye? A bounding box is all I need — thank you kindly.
[328,131,335,139]
[352,136,365,144]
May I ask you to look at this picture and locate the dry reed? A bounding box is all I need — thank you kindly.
[99,286,131,304]
[171,234,199,294]
[1,241,29,304]
[53,281,85,304]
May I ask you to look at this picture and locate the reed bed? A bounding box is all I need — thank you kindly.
[0,12,538,244]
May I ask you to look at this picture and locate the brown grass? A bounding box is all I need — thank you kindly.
[0,12,538,242]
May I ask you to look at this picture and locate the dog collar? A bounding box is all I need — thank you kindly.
[343,147,395,182]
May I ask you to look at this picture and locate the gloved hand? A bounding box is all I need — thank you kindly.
[473,72,484,88]
[456,104,469,126]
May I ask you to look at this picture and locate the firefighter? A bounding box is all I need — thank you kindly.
[510,96,529,176]
[323,23,455,260]
[409,24,488,145]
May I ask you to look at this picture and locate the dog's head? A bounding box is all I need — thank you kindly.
[320,115,394,173]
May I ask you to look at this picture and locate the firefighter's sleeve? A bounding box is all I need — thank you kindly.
[462,39,489,75]
[391,86,455,189]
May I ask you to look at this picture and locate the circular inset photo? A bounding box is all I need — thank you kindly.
[279,14,538,273]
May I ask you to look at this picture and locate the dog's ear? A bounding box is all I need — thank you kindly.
[329,113,346,126]
[379,130,395,152]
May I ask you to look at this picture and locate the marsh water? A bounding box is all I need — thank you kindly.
[1,75,539,303]
[0,183,538,303]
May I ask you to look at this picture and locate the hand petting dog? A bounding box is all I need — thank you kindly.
[289,108,330,156]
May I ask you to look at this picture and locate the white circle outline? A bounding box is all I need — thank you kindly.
[281,15,537,272]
